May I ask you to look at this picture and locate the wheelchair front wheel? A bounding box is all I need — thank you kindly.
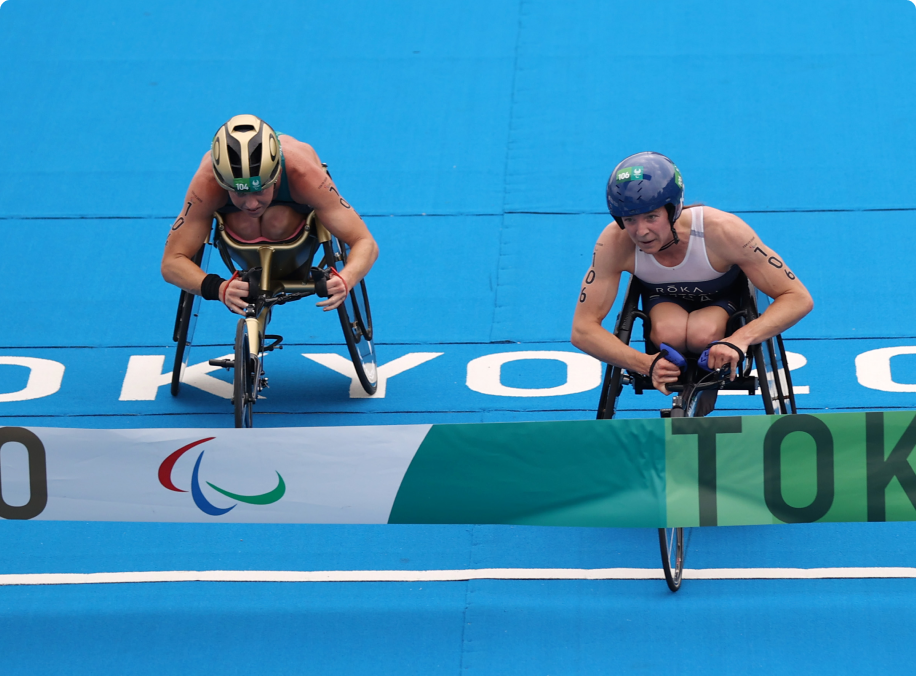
[659,395,693,592]
[658,526,684,592]
[234,318,260,428]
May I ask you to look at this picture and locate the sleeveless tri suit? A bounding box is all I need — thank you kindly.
[633,207,743,315]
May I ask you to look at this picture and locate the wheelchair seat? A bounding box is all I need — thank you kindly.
[213,211,329,294]
[596,271,796,419]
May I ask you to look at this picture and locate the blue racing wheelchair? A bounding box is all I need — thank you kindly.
[596,272,797,591]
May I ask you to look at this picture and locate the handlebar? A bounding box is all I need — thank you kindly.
[667,366,730,393]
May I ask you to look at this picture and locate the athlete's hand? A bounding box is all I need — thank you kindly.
[316,269,349,312]
[220,278,252,315]
[706,340,748,380]
[650,357,682,395]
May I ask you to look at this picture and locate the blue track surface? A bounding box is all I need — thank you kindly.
[2,0,916,673]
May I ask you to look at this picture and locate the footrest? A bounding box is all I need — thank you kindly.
[208,358,234,369]
[264,334,284,351]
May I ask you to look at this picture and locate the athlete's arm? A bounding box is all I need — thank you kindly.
[161,154,245,309]
[703,208,814,373]
[571,226,681,393]
[281,137,379,311]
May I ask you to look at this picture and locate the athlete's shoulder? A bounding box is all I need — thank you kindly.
[699,206,764,269]
[188,152,228,205]
[279,136,322,171]
[278,136,327,192]
[700,206,754,241]
[596,221,636,272]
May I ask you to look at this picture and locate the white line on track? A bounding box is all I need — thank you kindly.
[2,567,916,586]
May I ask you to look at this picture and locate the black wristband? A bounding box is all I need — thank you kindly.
[648,349,668,382]
[310,267,330,298]
[706,341,745,366]
[200,274,227,301]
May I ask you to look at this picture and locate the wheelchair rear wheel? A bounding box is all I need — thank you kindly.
[233,318,260,428]
[759,335,796,415]
[596,364,626,420]
[171,245,208,396]
[323,237,378,395]
[749,284,796,415]
[171,290,197,396]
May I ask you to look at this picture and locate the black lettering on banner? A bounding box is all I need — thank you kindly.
[865,411,916,522]
[585,270,596,284]
[764,415,834,523]
[0,427,48,520]
[579,287,587,303]
[671,417,742,526]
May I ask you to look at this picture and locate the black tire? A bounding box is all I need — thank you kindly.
[775,335,797,414]
[323,238,378,395]
[596,364,625,420]
[233,319,259,428]
[752,343,776,415]
[658,526,684,592]
[170,244,207,396]
[171,290,195,396]
[760,335,797,415]
[748,280,796,415]
[659,395,690,592]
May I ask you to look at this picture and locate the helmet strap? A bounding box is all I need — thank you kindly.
[657,223,680,252]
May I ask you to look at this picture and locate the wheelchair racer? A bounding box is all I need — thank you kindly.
[161,114,378,315]
[571,151,813,396]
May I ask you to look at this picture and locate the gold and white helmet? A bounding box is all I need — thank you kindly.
[211,114,282,193]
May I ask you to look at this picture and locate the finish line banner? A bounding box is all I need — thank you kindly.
[2,411,916,526]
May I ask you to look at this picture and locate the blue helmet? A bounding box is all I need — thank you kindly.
[606,152,684,229]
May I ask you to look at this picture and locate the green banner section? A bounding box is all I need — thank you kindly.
[388,411,916,528]
[388,419,666,527]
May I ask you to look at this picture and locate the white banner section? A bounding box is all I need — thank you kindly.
[0,426,431,523]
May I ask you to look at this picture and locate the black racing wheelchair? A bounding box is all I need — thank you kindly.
[596,272,796,591]
[170,207,377,428]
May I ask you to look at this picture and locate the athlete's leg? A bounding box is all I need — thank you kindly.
[685,305,730,355]
[648,301,689,353]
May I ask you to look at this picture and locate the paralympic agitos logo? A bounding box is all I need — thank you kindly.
[158,437,285,515]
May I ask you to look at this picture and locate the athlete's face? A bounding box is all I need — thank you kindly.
[621,207,670,251]
[228,184,277,218]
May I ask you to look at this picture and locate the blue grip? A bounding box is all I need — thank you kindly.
[698,348,713,372]
[659,343,687,371]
